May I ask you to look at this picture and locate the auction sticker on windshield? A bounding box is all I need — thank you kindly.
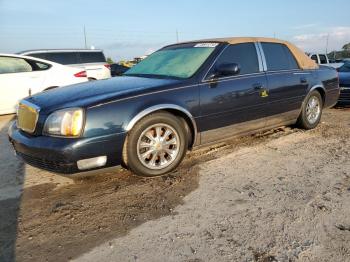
[194,43,219,48]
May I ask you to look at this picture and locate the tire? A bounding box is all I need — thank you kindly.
[124,111,188,177]
[297,90,323,129]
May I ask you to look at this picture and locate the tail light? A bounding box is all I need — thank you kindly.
[74,71,87,78]
[104,64,111,70]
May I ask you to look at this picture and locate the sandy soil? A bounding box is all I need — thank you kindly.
[0,108,349,262]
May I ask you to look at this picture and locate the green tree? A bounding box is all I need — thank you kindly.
[342,43,350,51]
[106,57,114,64]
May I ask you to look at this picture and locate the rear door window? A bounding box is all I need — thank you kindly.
[261,43,299,71]
[0,56,33,74]
[78,52,106,63]
[44,52,79,65]
[209,43,260,76]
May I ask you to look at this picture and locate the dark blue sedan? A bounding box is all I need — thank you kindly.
[8,37,340,177]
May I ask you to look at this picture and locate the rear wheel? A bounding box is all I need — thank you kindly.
[124,112,188,177]
[297,90,323,129]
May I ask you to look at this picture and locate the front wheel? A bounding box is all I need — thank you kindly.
[297,90,323,129]
[123,112,188,177]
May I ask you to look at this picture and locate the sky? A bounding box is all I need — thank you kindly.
[0,0,349,61]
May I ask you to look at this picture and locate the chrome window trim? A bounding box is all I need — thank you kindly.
[202,72,266,83]
[254,42,264,72]
[265,69,304,75]
[257,42,267,71]
[125,104,199,147]
[293,72,312,75]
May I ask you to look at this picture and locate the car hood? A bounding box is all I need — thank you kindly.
[339,72,350,86]
[26,76,181,112]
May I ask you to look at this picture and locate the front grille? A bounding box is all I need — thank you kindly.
[17,151,77,174]
[339,87,350,101]
[17,101,40,133]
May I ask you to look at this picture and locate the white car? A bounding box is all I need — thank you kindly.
[18,49,111,80]
[0,54,88,115]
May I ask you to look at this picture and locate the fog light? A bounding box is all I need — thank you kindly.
[77,156,107,170]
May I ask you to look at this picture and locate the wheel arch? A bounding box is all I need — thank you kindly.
[308,85,326,104]
[125,104,198,149]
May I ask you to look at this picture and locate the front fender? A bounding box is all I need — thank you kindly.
[82,85,200,138]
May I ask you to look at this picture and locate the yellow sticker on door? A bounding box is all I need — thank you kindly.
[260,90,269,98]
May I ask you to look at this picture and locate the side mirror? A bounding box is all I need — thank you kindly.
[217,63,240,76]
[208,63,241,80]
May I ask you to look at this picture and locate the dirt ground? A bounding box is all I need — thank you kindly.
[0,108,349,262]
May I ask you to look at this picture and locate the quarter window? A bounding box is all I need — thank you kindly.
[261,43,299,71]
[33,61,50,70]
[209,43,260,77]
[0,57,33,74]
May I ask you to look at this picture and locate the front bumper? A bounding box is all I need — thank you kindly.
[338,87,350,104]
[8,121,126,175]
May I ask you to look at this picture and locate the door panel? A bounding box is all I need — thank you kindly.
[198,73,269,143]
[264,71,310,119]
[260,42,310,126]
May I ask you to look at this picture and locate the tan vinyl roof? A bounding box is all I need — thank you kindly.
[189,37,318,70]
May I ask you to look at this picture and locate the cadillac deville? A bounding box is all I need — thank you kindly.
[8,37,340,177]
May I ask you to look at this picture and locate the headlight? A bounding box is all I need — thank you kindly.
[43,108,84,137]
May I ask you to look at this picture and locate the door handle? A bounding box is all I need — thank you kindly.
[253,83,263,90]
[300,77,308,84]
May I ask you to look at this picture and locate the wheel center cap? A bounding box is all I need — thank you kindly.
[155,142,162,150]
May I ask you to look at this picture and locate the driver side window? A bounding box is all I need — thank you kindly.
[208,43,260,77]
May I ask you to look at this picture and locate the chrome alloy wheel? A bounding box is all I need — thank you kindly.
[306,96,321,124]
[137,123,180,170]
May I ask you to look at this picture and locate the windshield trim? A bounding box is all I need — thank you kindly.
[123,73,184,80]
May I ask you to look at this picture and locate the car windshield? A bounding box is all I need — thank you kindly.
[124,43,218,79]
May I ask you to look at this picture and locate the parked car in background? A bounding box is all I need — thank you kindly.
[0,54,88,115]
[18,49,111,80]
[337,60,350,104]
[110,63,129,77]
[9,37,339,177]
[309,53,343,69]
[309,53,330,64]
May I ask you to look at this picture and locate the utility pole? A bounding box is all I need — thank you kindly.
[84,25,87,49]
[325,33,329,55]
[176,29,179,43]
